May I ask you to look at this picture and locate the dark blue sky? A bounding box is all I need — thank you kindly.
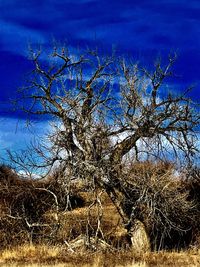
[0,0,200,157]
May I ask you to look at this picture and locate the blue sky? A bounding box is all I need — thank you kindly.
[0,0,200,160]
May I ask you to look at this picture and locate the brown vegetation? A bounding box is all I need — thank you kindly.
[122,161,198,250]
[0,162,200,266]
[0,162,200,253]
[0,165,85,248]
[1,244,200,266]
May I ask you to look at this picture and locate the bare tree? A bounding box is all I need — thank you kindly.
[9,46,200,246]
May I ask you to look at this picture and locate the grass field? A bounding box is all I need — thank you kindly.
[0,244,200,267]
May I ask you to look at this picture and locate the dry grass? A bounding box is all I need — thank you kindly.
[1,244,200,267]
[0,264,148,267]
[1,163,200,267]
[0,263,148,267]
[0,244,60,261]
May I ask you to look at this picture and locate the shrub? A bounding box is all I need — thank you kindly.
[0,165,84,248]
[122,161,197,250]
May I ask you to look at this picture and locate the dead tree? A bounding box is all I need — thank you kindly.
[9,47,200,248]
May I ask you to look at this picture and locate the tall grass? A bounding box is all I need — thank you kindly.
[1,244,200,267]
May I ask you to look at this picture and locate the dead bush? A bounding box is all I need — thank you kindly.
[183,166,200,246]
[122,161,197,250]
[0,163,199,251]
[0,165,84,248]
